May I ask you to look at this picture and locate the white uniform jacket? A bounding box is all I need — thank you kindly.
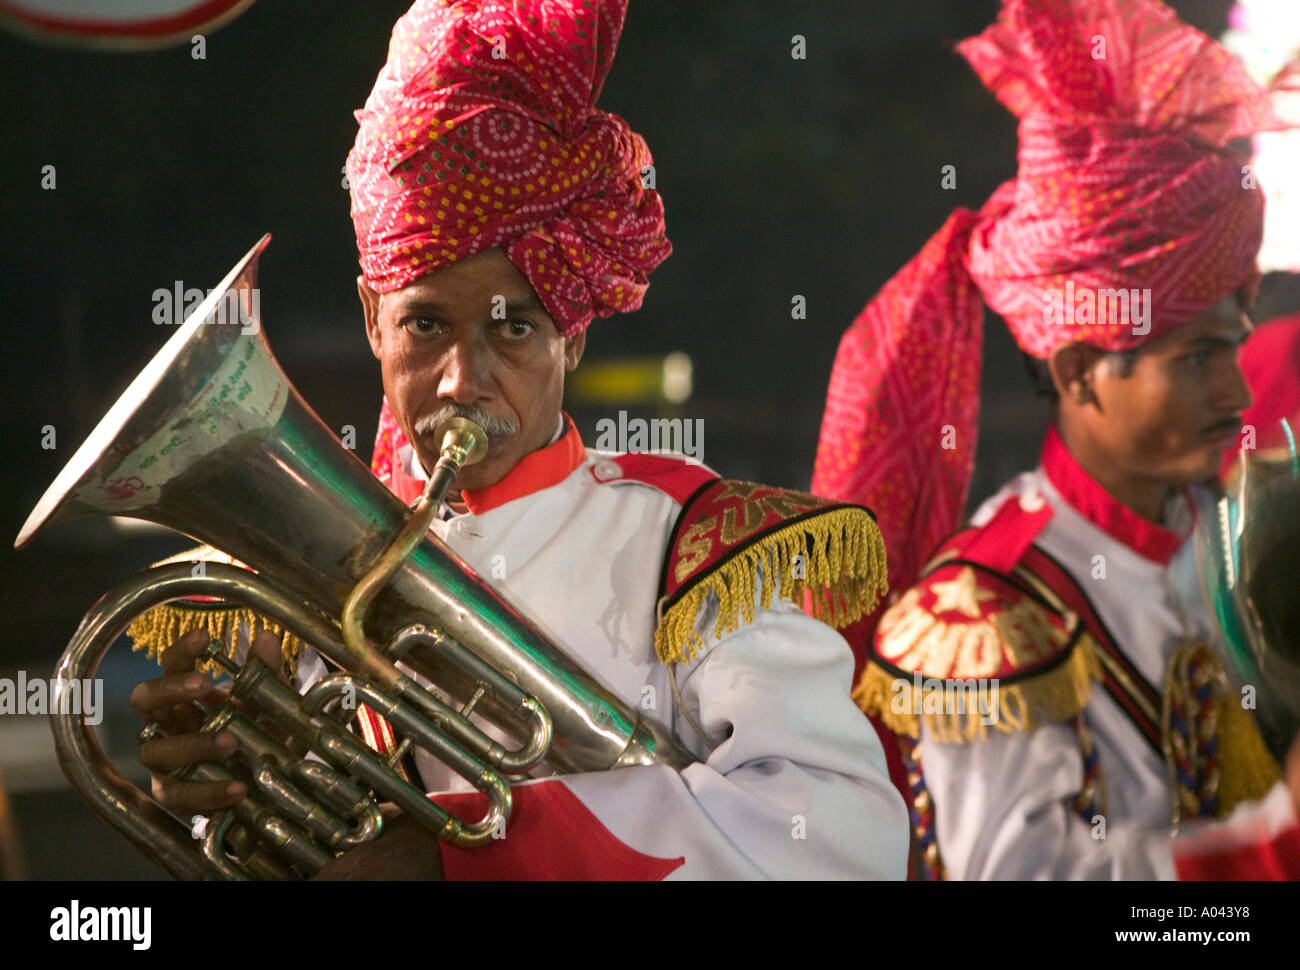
[289,413,910,880]
[864,425,1298,880]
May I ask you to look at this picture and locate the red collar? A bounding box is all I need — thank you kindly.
[1040,425,1187,565]
[460,414,586,514]
[385,414,586,514]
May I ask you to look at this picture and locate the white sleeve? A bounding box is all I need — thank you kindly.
[435,594,910,880]
[922,718,1300,880]
[919,721,1179,879]
[229,620,329,694]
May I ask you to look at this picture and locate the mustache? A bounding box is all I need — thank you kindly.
[412,404,519,441]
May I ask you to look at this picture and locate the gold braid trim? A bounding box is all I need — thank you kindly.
[852,635,1101,743]
[1160,641,1283,826]
[653,506,888,665]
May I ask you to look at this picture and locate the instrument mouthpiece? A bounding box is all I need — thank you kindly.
[434,417,489,469]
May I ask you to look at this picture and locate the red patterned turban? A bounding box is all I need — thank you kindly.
[346,0,671,488]
[812,0,1283,596]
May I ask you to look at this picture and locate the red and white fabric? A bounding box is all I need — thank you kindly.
[916,429,1300,879]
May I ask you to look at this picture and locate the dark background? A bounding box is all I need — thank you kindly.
[2,0,1290,878]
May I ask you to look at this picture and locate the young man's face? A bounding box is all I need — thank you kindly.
[359,247,585,492]
[1058,294,1254,488]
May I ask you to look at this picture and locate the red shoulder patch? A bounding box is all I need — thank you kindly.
[589,453,718,505]
[926,492,1054,574]
[874,560,1075,680]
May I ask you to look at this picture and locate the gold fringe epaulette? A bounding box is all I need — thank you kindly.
[853,637,1099,742]
[652,480,888,665]
[851,564,1101,742]
[125,544,303,678]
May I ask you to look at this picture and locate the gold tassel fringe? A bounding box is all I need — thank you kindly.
[1214,692,1283,816]
[852,635,1101,743]
[127,603,303,679]
[653,507,888,665]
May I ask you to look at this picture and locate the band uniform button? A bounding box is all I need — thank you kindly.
[593,460,623,482]
[1019,490,1046,513]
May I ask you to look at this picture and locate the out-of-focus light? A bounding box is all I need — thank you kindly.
[568,354,693,405]
[1223,1,1300,273]
[661,352,693,404]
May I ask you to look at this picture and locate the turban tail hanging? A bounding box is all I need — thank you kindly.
[346,0,672,484]
[812,0,1283,597]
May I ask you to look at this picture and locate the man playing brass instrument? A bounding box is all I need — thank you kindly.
[127,0,908,880]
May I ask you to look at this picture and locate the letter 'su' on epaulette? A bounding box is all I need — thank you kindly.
[653,479,889,664]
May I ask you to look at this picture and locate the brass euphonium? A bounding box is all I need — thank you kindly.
[14,235,693,880]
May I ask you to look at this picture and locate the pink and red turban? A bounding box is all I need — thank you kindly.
[346,0,670,487]
[813,0,1284,596]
